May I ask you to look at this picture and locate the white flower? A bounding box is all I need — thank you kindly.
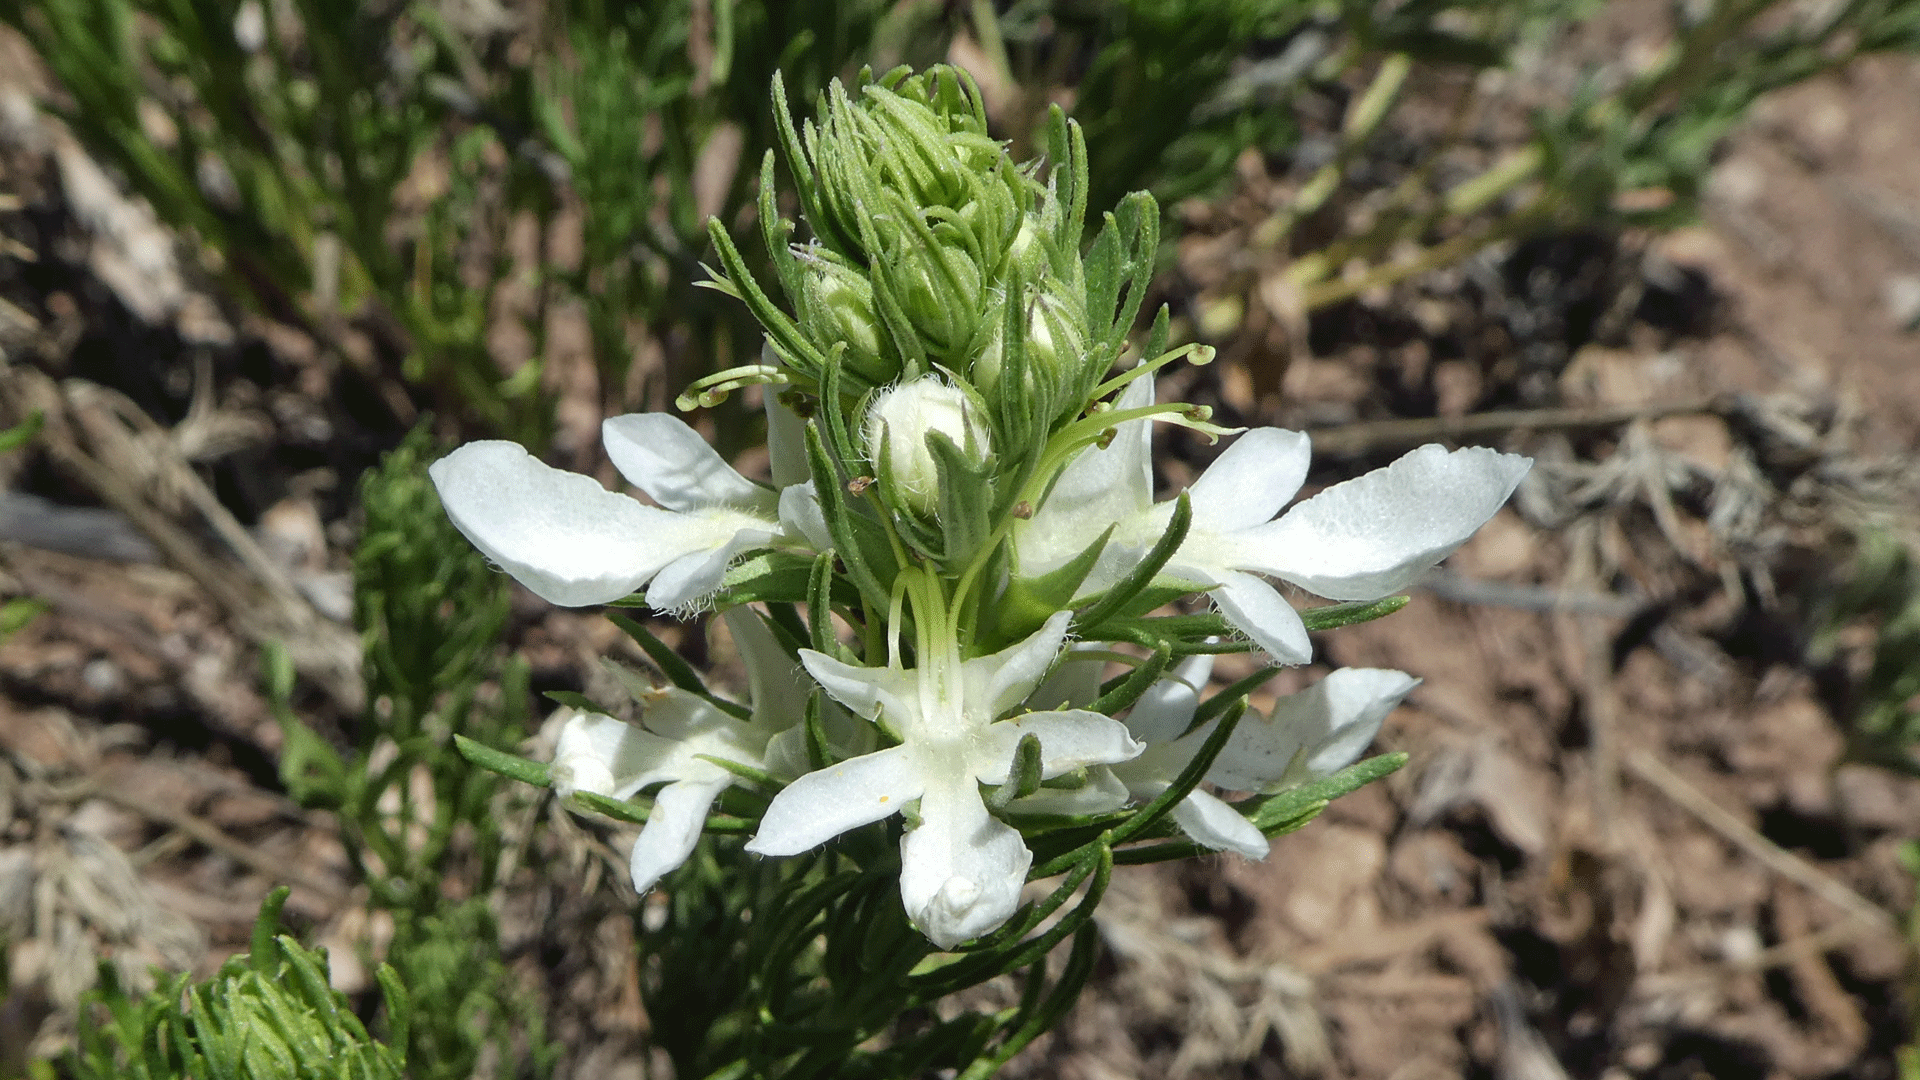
[863,376,990,517]
[1018,377,1532,663]
[431,396,814,610]
[1107,655,1418,858]
[744,611,1142,948]
[549,608,826,894]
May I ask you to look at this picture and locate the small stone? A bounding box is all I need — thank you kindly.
[1882,274,1920,331]
[81,658,122,696]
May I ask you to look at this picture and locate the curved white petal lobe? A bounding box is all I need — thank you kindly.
[1208,667,1417,792]
[629,777,731,894]
[745,746,921,856]
[1209,571,1313,665]
[778,482,832,550]
[765,390,811,489]
[1017,377,1155,576]
[1187,428,1310,535]
[634,686,735,743]
[725,607,810,730]
[1235,444,1531,601]
[968,611,1075,719]
[551,711,660,799]
[644,518,776,610]
[1024,646,1107,712]
[603,413,768,511]
[429,441,679,606]
[1123,654,1214,745]
[798,649,918,727]
[1275,667,1418,780]
[1168,787,1270,859]
[899,774,1032,949]
[973,710,1143,784]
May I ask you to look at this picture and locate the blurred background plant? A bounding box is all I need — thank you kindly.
[260,427,553,1079]
[2,0,1920,1076]
[65,889,408,1080]
[9,0,1917,449]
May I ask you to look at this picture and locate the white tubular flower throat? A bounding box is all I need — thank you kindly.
[744,611,1142,949]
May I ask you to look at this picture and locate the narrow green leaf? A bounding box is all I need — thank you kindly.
[571,789,650,825]
[1244,752,1409,833]
[1298,595,1409,632]
[452,733,550,789]
[1089,644,1172,715]
[248,888,290,976]
[541,690,602,713]
[1191,665,1285,727]
[984,734,1044,811]
[992,524,1113,649]
[1073,492,1191,633]
[0,410,42,452]
[606,612,710,697]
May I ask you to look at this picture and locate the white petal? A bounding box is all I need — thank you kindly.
[744,746,921,856]
[765,389,811,489]
[1016,377,1155,576]
[634,686,735,743]
[778,482,833,550]
[551,711,658,799]
[1187,428,1310,535]
[1235,444,1532,601]
[1208,667,1417,792]
[964,610,1074,720]
[898,774,1031,949]
[1279,667,1418,780]
[629,777,730,894]
[1005,766,1131,816]
[724,607,809,731]
[1024,646,1106,712]
[799,649,919,727]
[551,708,726,801]
[973,710,1143,784]
[1112,733,1210,790]
[430,441,683,606]
[1168,787,1270,859]
[761,725,811,781]
[644,517,776,610]
[1124,654,1214,744]
[603,413,769,512]
[1210,571,1312,665]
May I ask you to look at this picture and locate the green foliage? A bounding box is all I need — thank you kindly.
[67,890,408,1080]
[10,0,1910,449]
[1812,533,1920,1070]
[267,425,550,1079]
[1811,529,1920,776]
[1903,840,1920,1080]
[0,0,902,446]
[0,410,41,452]
[0,597,47,642]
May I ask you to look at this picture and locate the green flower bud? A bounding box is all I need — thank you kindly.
[885,234,984,364]
[797,255,897,386]
[863,376,990,517]
[969,279,1090,410]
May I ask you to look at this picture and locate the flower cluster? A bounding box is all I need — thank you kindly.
[436,66,1531,949]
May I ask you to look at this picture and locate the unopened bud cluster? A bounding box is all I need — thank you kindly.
[704,64,1155,515]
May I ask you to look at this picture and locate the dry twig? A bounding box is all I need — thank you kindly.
[1306,397,1729,456]
[1623,748,1894,930]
